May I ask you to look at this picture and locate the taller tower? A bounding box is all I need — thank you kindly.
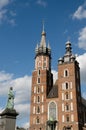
[58,41,83,130]
[29,26,53,130]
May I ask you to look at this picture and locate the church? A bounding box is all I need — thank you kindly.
[29,25,86,130]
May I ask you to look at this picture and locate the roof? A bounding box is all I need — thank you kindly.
[47,85,58,98]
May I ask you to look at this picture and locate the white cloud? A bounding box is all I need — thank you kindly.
[52,70,58,84]
[76,53,86,98]
[77,53,86,84]
[73,2,86,19]
[0,0,16,25]
[36,0,47,7]
[0,0,11,9]
[23,122,29,129]
[78,27,86,50]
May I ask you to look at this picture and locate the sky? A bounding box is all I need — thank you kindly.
[0,0,86,129]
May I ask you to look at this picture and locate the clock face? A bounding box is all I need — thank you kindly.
[49,102,56,121]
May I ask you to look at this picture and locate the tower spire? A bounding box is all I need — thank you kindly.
[40,21,46,47]
[42,20,45,33]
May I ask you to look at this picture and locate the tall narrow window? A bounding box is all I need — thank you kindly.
[49,102,57,120]
[37,96,40,103]
[66,115,70,122]
[37,106,40,113]
[64,69,69,77]
[65,92,69,100]
[38,70,40,75]
[38,78,40,84]
[36,117,40,124]
[65,103,70,111]
[66,82,69,89]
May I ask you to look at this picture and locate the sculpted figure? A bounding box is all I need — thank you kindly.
[6,87,14,109]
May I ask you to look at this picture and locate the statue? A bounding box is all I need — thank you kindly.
[6,87,14,109]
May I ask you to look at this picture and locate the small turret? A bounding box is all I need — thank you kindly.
[58,41,76,64]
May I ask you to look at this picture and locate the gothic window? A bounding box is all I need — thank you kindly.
[66,115,70,122]
[65,92,69,100]
[37,78,40,84]
[37,106,40,113]
[37,96,40,103]
[64,69,69,77]
[65,103,70,111]
[38,70,40,75]
[66,82,69,89]
[49,102,57,120]
[36,117,40,124]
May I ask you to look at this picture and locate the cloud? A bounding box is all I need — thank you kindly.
[0,0,11,9]
[76,53,86,98]
[77,53,86,84]
[0,0,16,26]
[73,2,86,19]
[78,27,86,50]
[36,0,47,7]
[51,70,58,84]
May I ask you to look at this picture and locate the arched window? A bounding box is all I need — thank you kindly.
[64,69,69,77]
[37,106,40,113]
[66,115,70,122]
[65,92,69,100]
[37,96,40,103]
[36,117,40,124]
[49,102,57,120]
[65,103,70,111]
[65,82,69,89]
[38,70,40,75]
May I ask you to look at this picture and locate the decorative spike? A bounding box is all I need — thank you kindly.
[48,41,51,49]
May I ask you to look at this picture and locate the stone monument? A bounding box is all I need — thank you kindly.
[0,87,19,130]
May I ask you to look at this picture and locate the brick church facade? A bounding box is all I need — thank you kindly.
[29,26,86,130]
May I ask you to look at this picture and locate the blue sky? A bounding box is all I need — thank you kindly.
[0,0,86,129]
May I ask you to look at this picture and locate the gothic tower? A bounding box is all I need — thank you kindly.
[29,26,85,130]
[58,41,83,130]
[29,26,53,130]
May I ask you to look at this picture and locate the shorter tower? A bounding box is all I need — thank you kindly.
[58,41,83,130]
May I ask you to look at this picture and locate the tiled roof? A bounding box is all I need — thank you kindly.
[47,85,58,98]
